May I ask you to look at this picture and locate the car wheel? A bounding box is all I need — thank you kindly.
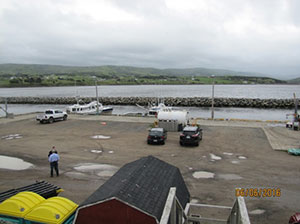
[63,115,67,120]
[162,141,165,145]
[40,121,44,124]
[180,141,183,146]
[49,117,54,123]
[195,142,199,146]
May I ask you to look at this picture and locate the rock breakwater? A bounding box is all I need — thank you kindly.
[0,97,295,109]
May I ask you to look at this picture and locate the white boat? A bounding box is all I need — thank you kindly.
[148,102,172,116]
[137,99,172,116]
[67,80,113,115]
[66,101,113,115]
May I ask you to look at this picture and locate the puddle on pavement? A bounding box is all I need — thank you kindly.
[238,156,247,160]
[223,152,233,156]
[2,134,23,140]
[193,171,215,179]
[218,174,243,180]
[97,170,116,177]
[91,135,111,139]
[190,199,199,203]
[108,150,114,154]
[210,153,222,160]
[65,171,90,180]
[249,209,266,215]
[74,163,118,177]
[267,123,285,127]
[231,160,240,164]
[91,150,102,154]
[0,155,33,170]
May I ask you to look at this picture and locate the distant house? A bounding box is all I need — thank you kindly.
[74,156,190,224]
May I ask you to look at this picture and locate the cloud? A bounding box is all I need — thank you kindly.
[0,0,299,78]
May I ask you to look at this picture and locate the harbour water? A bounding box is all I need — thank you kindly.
[0,103,291,121]
[0,84,299,98]
[0,85,297,121]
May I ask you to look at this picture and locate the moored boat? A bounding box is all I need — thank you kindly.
[66,101,113,115]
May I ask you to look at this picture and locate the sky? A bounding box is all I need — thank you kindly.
[0,0,300,78]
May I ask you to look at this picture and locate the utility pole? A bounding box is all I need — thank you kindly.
[211,75,215,120]
[5,98,8,118]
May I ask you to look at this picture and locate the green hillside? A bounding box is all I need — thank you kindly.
[0,63,287,87]
[0,63,268,77]
[287,77,300,84]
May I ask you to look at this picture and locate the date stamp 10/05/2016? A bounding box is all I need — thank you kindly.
[235,188,281,198]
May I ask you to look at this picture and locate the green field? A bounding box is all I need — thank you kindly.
[0,64,288,87]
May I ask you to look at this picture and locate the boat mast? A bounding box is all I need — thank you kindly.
[95,79,99,115]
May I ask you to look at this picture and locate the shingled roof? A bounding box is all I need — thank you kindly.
[79,155,190,222]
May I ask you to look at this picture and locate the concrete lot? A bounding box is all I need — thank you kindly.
[0,114,299,223]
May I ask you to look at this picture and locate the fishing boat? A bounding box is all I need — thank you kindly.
[66,100,113,115]
[148,102,172,116]
[137,99,172,116]
[66,80,113,115]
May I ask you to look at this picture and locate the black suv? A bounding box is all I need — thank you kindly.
[180,126,202,146]
[147,128,167,145]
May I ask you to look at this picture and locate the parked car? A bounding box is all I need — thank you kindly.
[147,128,167,145]
[180,126,202,146]
[36,109,68,124]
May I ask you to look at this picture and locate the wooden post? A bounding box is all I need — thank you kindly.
[170,194,176,224]
[160,187,176,224]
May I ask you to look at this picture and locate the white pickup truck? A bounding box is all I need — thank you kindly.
[36,109,68,124]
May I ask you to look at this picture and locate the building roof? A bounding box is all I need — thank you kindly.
[79,156,190,222]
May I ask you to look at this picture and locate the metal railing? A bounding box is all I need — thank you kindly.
[0,98,14,118]
[160,187,187,224]
[160,187,250,224]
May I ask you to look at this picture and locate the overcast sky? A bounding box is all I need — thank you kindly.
[0,0,299,78]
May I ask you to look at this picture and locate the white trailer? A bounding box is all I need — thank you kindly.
[157,110,189,132]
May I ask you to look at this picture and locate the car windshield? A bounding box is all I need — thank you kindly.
[149,131,163,136]
[183,131,197,135]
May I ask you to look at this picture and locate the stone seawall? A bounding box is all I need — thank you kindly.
[0,97,295,109]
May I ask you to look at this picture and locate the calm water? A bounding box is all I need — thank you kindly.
[0,85,297,120]
[0,84,299,98]
[0,104,291,121]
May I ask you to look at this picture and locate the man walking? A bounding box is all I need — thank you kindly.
[49,147,60,177]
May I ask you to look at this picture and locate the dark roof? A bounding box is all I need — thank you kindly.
[79,156,190,222]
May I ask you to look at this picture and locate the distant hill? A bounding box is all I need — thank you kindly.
[287,77,300,84]
[0,63,287,87]
[0,63,268,77]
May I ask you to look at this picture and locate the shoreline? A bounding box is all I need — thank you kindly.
[0,96,295,109]
[0,112,288,124]
[2,83,298,88]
